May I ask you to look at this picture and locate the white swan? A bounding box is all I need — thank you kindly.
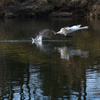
[55,25,88,36]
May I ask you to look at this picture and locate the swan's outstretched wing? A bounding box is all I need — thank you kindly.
[65,24,81,30]
[65,25,88,36]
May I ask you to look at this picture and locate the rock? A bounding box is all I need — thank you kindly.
[4,12,14,18]
[0,11,5,18]
[34,4,55,17]
[88,5,100,18]
[50,12,72,17]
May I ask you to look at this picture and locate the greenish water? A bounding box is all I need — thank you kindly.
[0,18,100,100]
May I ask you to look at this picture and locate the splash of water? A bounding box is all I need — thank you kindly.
[32,29,55,44]
[32,35,43,44]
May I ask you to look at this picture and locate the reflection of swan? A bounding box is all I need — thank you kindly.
[57,47,70,60]
[70,49,88,58]
[55,25,88,36]
[32,37,88,59]
[57,46,88,60]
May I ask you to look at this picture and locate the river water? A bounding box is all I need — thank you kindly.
[0,18,100,100]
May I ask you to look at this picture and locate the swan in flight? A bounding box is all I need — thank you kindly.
[55,25,88,36]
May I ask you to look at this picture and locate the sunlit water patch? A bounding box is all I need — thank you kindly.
[86,66,100,99]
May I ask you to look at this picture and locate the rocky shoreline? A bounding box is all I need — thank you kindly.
[0,0,100,19]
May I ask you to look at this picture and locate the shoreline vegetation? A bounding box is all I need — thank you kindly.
[0,0,100,19]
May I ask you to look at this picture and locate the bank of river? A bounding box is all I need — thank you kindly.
[0,0,100,19]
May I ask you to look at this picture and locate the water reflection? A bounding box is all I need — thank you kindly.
[33,40,89,60]
[86,67,100,99]
[57,46,88,60]
[22,65,44,100]
[0,18,99,99]
[0,39,99,99]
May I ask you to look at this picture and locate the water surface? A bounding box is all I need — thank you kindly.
[0,18,100,100]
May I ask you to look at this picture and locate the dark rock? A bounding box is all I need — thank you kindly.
[0,11,5,18]
[50,12,72,17]
[4,12,14,18]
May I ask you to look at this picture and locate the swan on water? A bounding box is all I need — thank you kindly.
[55,25,88,36]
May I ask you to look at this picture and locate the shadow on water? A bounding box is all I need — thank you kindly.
[0,18,99,99]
